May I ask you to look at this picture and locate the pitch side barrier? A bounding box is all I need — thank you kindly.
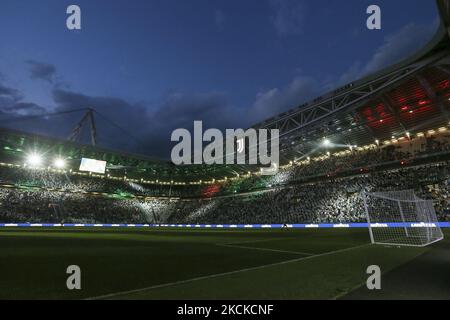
[0,222,449,228]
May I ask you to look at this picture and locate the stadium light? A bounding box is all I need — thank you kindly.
[26,153,43,167]
[53,158,66,169]
[322,139,331,147]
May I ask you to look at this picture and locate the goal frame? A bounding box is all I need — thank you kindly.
[362,190,444,247]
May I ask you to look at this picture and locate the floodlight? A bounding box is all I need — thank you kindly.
[27,153,43,166]
[53,158,66,169]
[322,139,331,147]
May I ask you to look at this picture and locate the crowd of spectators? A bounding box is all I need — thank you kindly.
[220,134,450,195]
[0,187,179,224]
[0,135,449,225]
[0,166,193,198]
[171,162,450,224]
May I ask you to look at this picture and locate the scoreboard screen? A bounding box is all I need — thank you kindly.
[79,158,107,174]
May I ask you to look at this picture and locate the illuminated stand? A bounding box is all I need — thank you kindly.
[363,190,444,247]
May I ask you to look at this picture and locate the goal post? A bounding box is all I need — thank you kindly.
[362,190,444,247]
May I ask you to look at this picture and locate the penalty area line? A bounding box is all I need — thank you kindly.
[219,237,297,245]
[85,243,371,300]
[217,243,314,256]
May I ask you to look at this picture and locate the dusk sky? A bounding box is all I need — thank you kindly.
[0,0,440,159]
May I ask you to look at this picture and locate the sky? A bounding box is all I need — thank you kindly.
[0,0,440,159]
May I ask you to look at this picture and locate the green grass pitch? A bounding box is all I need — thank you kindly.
[0,228,449,299]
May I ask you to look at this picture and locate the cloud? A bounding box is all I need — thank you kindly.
[0,83,20,100]
[155,91,239,128]
[249,76,318,122]
[269,0,306,36]
[247,21,438,123]
[0,82,47,135]
[2,102,46,116]
[364,23,436,74]
[1,19,438,159]
[26,60,57,83]
[334,22,438,89]
[52,89,150,149]
[50,89,241,159]
[1,72,243,159]
[0,81,41,117]
[214,10,226,28]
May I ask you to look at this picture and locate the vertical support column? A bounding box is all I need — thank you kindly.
[418,200,431,243]
[362,192,375,244]
[398,200,409,237]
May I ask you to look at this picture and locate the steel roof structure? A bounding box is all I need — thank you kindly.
[254,0,450,162]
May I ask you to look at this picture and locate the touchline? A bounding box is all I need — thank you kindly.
[171,121,279,174]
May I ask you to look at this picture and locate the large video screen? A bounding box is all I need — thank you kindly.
[79,158,107,174]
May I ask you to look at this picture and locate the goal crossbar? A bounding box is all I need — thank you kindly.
[362,190,444,247]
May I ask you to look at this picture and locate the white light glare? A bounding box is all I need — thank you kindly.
[322,139,331,147]
[27,153,43,166]
[53,158,66,169]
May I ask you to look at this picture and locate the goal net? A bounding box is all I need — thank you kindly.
[362,190,444,247]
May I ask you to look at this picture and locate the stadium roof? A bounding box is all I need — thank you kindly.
[254,0,450,162]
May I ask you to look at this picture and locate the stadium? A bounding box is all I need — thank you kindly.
[0,0,450,300]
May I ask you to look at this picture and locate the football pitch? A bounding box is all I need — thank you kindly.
[0,228,449,300]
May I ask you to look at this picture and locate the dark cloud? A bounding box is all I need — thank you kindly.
[26,60,57,83]
[0,81,39,118]
[155,92,240,128]
[52,89,150,151]
[0,83,20,100]
[249,76,319,122]
[0,81,47,133]
[2,102,46,115]
[51,89,241,159]
[1,18,438,159]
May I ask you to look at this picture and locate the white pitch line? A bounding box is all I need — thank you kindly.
[217,236,313,255]
[85,243,371,300]
[219,237,296,246]
[217,243,314,256]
